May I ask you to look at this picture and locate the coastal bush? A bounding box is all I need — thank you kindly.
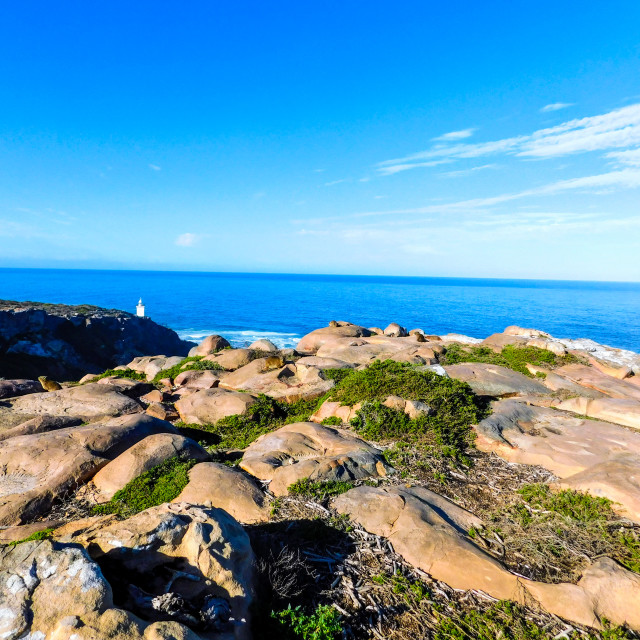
[288,478,353,500]
[271,604,342,640]
[88,368,147,382]
[152,355,222,383]
[320,416,342,426]
[92,455,196,518]
[441,343,577,376]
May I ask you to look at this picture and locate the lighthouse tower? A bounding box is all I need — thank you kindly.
[136,298,145,318]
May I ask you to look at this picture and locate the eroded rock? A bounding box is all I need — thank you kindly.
[175,388,258,425]
[444,363,549,397]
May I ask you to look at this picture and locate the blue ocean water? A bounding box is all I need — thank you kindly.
[1,269,639,352]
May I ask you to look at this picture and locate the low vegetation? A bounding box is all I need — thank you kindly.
[92,456,196,518]
[271,604,342,640]
[6,527,55,546]
[152,355,222,383]
[89,368,147,382]
[441,343,578,376]
[288,478,353,500]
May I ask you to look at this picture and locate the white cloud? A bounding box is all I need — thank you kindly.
[433,128,476,141]
[175,233,199,247]
[149,164,162,171]
[324,178,349,186]
[606,148,640,167]
[441,163,498,178]
[540,103,574,112]
[377,103,640,173]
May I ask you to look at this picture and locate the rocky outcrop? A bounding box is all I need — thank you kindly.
[0,300,194,380]
[174,388,258,425]
[444,362,549,397]
[0,378,41,399]
[240,422,392,495]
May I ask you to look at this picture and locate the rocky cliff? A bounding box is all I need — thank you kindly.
[0,300,194,380]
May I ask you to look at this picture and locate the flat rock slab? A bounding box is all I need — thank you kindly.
[58,502,254,640]
[0,379,41,400]
[0,414,83,442]
[555,396,640,430]
[240,422,391,495]
[296,324,372,354]
[174,462,271,524]
[475,399,640,522]
[554,363,640,401]
[88,433,210,502]
[175,388,258,425]
[333,485,640,631]
[6,382,143,419]
[444,363,549,397]
[0,414,178,525]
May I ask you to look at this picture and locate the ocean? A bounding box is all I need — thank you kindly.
[1,268,639,352]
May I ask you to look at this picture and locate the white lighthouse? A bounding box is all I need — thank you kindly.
[136,298,145,317]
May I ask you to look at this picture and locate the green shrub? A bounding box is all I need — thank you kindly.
[518,484,613,523]
[93,456,196,518]
[7,527,55,546]
[152,356,222,384]
[441,343,577,377]
[88,368,147,382]
[322,368,354,385]
[288,478,353,500]
[320,416,342,426]
[271,604,342,640]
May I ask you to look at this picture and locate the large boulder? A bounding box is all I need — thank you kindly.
[175,388,258,425]
[240,422,391,495]
[384,322,408,337]
[248,339,278,352]
[0,414,82,442]
[173,369,221,389]
[188,335,231,357]
[6,382,143,419]
[206,348,254,371]
[443,363,549,397]
[555,396,640,430]
[88,433,211,502]
[0,414,178,525]
[57,503,255,640]
[219,359,334,402]
[475,399,640,522]
[333,485,640,631]
[296,323,372,354]
[174,462,271,524]
[0,379,41,400]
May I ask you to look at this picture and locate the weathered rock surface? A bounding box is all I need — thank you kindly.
[333,485,640,630]
[219,359,334,402]
[0,379,41,399]
[0,300,193,380]
[240,422,391,495]
[188,334,231,357]
[89,433,210,502]
[554,363,640,401]
[127,355,184,381]
[475,399,640,522]
[555,396,640,430]
[206,348,254,371]
[57,503,254,640]
[173,369,221,389]
[296,323,372,354]
[174,462,270,524]
[0,414,178,525]
[4,382,143,420]
[175,388,258,425]
[384,322,408,337]
[0,414,82,442]
[248,338,278,352]
[295,355,355,370]
[444,362,549,397]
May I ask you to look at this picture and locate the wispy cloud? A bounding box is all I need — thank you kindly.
[377,103,640,174]
[433,128,476,141]
[441,163,498,178]
[541,102,574,112]
[175,232,200,247]
[324,178,349,186]
[149,164,162,171]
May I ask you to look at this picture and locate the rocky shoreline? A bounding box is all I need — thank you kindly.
[1,317,639,639]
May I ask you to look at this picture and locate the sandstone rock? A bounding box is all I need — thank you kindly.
[61,503,254,639]
[126,355,184,381]
[526,337,567,355]
[174,369,221,389]
[240,422,391,495]
[503,326,551,338]
[188,334,231,357]
[309,400,361,424]
[7,382,143,419]
[206,348,254,371]
[443,363,548,397]
[554,363,640,401]
[175,388,258,425]
[248,338,278,352]
[384,322,408,337]
[0,379,41,400]
[38,375,62,391]
[0,519,64,543]
[96,375,155,398]
[481,333,528,351]
[141,389,164,403]
[296,323,372,354]
[174,462,270,524]
[0,414,178,525]
[531,368,605,398]
[555,396,640,430]
[89,433,210,502]
[368,326,384,335]
[295,356,355,370]
[146,402,179,421]
[387,345,438,365]
[475,399,640,522]
[0,414,82,442]
[333,485,640,630]
[589,357,633,379]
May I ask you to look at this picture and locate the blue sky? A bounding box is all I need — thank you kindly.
[1,1,639,281]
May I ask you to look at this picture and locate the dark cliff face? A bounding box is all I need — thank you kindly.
[0,300,195,380]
